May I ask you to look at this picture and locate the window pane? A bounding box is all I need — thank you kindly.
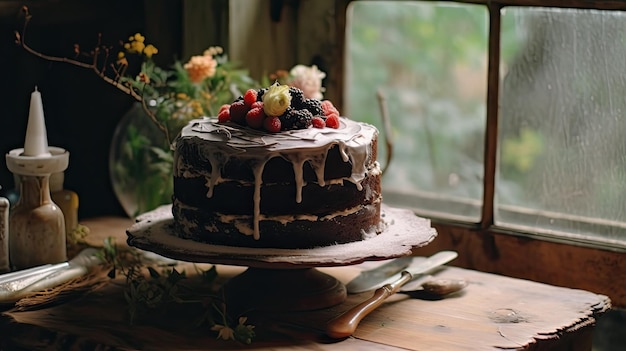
[346,1,488,221]
[498,7,626,247]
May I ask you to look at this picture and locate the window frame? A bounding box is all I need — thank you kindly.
[337,0,626,307]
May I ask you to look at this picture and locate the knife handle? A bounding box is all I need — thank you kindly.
[326,271,413,339]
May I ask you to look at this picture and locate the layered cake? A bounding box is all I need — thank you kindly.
[171,83,383,248]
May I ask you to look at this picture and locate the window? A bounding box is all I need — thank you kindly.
[345,1,626,251]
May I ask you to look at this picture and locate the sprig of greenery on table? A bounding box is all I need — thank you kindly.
[98,237,255,344]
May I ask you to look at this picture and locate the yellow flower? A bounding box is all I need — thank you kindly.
[184,54,217,83]
[143,44,158,58]
[263,82,291,116]
[211,324,235,341]
[130,33,145,43]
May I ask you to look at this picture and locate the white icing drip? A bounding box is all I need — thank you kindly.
[251,159,267,240]
[290,157,306,204]
[206,153,223,198]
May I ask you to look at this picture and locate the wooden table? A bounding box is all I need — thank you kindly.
[0,217,611,351]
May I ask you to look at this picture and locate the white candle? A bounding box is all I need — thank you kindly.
[22,86,51,157]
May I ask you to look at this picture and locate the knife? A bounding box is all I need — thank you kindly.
[326,250,458,339]
[347,251,458,293]
[345,256,413,294]
[0,248,104,303]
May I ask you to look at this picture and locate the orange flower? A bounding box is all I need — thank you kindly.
[184,54,217,83]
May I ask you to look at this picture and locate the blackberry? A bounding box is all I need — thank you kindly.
[278,107,296,130]
[256,88,268,101]
[301,98,323,117]
[290,108,313,129]
[289,87,305,109]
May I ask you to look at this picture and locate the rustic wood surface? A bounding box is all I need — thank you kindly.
[0,217,611,351]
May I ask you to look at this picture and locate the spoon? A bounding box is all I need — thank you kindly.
[326,277,467,339]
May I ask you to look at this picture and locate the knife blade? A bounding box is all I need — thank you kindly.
[347,251,458,293]
[374,250,458,289]
[345,256,413,294]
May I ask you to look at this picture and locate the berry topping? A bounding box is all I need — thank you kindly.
[217,108,231,123]
[311,116,325,128]
[245,107,266,129]
[219,104,231,114]
[325,114,340,129]
[251,101,264,109]
[229,100,248,125]
[263,116,282,133]
[243,89,258,107]
[290,108,313,129]
[321,100,339,116]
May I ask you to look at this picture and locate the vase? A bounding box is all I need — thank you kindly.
[109,103,174,218]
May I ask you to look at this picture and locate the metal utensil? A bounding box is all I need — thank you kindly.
[348,251,458,293]
[326,251,459,339]
[0,248,103,303]
[346,256,413,294]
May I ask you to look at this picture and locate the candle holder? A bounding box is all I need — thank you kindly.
[5,87,69,270]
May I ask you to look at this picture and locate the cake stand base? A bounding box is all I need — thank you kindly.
[126,204,438,313]
[221,267,346,314]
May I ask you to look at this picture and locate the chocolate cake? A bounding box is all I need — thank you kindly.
[171,84,383,248]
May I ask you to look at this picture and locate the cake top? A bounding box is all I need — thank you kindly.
[180,116,378,154]
[215,82,344,132]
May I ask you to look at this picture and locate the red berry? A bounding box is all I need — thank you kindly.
[217,108,230,123]
[219,104,231,114]
[251,101,264,109]
[311,116,326,128]
[263,116,282,133]
[321,100,339,116]
[325,115,340,129]
[229,100,249,125]
[245,107,266,129]
[243,89,258,107]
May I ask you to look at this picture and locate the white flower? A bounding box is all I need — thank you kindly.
[289,64,326,100]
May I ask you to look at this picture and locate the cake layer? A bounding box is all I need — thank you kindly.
[173,173,382,215]
[172,198,383,249]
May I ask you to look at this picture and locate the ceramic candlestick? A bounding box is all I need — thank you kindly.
[5,87,69,269]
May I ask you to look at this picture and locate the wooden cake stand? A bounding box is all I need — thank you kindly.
[126,204,437,314]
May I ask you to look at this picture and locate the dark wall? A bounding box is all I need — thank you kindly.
[0,1,182,218]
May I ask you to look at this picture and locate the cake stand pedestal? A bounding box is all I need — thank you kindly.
[126,204,437,313]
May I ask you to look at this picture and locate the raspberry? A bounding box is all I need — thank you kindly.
[229,100,249,125]
[251,101,264,109]
[321,100,338,116]
[245,107,266,129]
[243,89,258,107]
[263,116,282,133]
[219,104,231,114]
[311,116,325,128]
[217,108,230,123]
[325,114,340,129]
[325,111,339,120]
